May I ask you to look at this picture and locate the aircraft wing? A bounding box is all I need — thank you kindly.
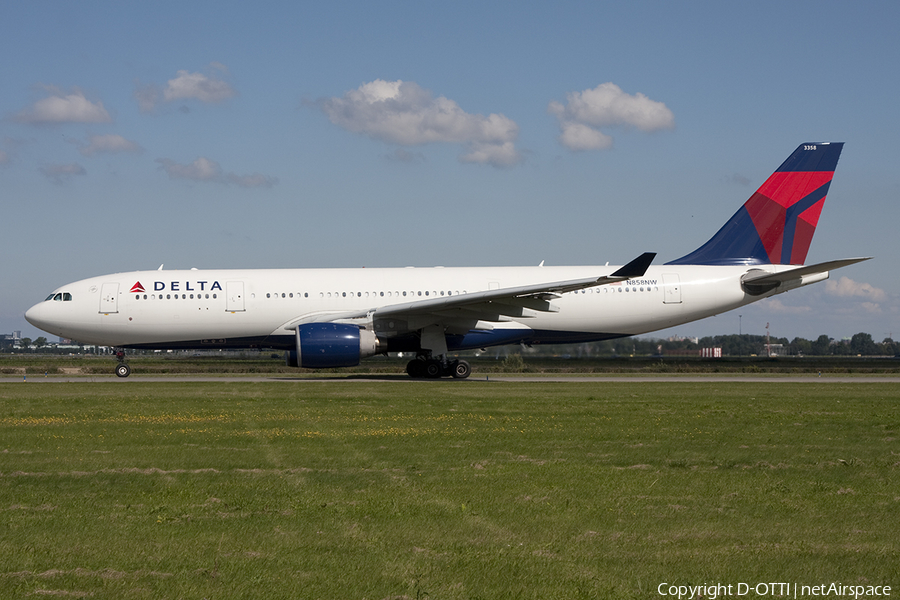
[741,257,872,294]
[283,252,655,330]
[361,252,656,319]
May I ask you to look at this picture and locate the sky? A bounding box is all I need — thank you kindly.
[2,1,899,344]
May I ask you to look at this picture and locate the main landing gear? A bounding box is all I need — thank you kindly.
[405,357,471,379]
[114,350,131,378]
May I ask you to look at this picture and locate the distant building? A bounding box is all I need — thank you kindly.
[663,347,722,358]
[2,332,21,349]
[766,343,785,357]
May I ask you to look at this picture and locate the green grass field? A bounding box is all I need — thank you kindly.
[1,381,898,599]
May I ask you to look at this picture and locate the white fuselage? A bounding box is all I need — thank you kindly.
[25,263,802,351]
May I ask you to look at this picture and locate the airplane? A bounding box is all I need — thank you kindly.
[25,142,869,379]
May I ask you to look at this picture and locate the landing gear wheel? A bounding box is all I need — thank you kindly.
[115,363,132,378]
[406,359,426,379]
[424,360,442,379]
[451,360,471,379]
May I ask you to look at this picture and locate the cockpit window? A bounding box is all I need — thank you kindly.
[45,292,73,302]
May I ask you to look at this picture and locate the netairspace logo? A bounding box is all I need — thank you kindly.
[657,582,892,599]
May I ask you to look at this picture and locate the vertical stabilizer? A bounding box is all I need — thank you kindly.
[667,143,843,266]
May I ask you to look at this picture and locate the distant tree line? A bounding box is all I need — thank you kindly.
[1,336,49,351]
[3,332,899,357]
[509,332,899,358]
[671,332,897,357]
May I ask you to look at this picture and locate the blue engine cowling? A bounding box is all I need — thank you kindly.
[285,323,380,369]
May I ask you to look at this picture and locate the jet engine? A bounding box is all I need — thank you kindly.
[285,323,381,368]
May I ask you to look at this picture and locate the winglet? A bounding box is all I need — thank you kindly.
[610,252,656,279]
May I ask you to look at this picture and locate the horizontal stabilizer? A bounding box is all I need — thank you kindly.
[741,257,871,295]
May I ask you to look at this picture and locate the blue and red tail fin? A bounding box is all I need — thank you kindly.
[666,143,844,266]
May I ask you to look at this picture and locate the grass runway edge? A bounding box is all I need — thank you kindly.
[1,381,898,599]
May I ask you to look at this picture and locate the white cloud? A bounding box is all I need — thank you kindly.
[759,297,813,315]
[40,163,86,184]
[164,70,236,103]
[549,82,674,151]
[79,134,143,156]
[134,64,236,113]
[156,157,277,188]
[557,122,613,152]
[316,79,521,167]
[859,302,882,314]
[15,88,112,125]
[459,141,521,167]
[825,276,887,302]
[0,150,9,165]
[157,157,223,182]
[208,61,230,75]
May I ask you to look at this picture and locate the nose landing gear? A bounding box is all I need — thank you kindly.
[114,350,131,378]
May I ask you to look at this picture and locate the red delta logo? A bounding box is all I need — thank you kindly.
[130,282,146,293]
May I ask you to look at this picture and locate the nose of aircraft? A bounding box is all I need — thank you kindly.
[25,302,49,331]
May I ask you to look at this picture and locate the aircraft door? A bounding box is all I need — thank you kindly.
[226,281,245,312]
[661,273,682,304]
[99,283,119,313]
